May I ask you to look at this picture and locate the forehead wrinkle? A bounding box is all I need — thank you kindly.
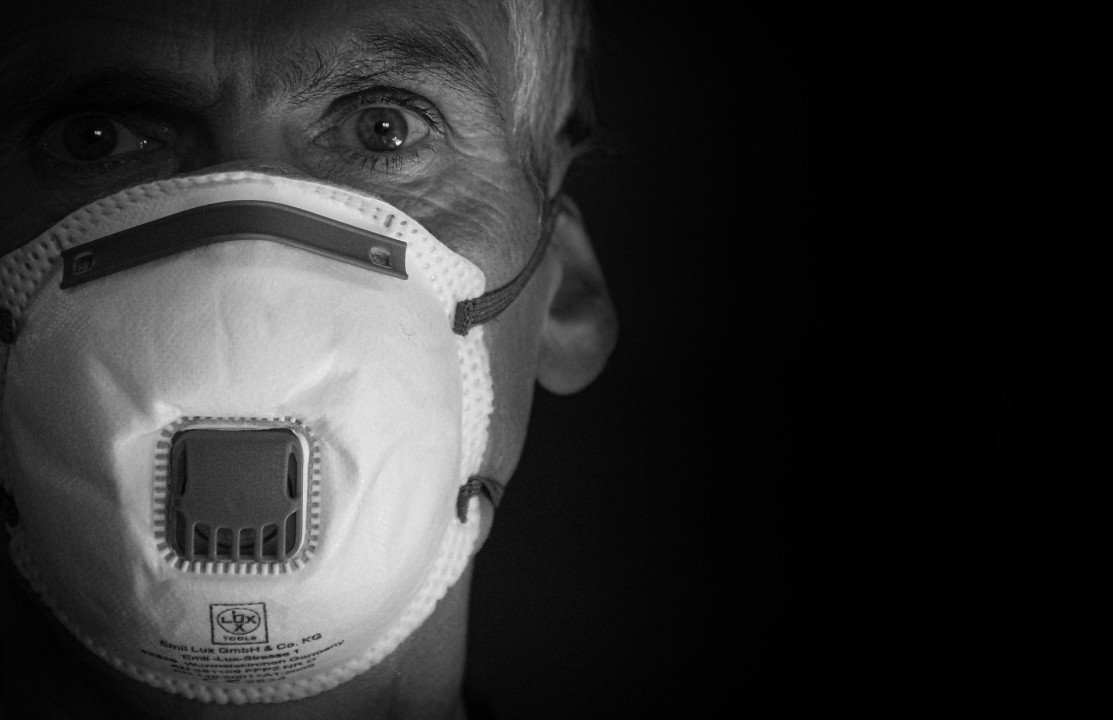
[274,25,505,126]
[358,26,498,100]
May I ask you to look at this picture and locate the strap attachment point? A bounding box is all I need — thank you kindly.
[451,200,560,335]
[456,475,506,523]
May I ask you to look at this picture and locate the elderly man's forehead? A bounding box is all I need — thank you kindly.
[4,0,514,106]
[8,0,510,45]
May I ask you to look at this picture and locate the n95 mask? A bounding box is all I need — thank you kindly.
[0,171,544,703]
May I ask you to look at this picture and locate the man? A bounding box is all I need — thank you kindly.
[0,0,617,717]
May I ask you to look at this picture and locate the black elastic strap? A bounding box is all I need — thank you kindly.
[456,475,506,523]
[452,201,559,335]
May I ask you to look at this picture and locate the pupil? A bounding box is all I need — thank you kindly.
[356,108,407,151]
[62,116,118,160]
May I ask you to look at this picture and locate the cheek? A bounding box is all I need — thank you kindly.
[0,173,86,256]
[387,165,542,288]
[370,161,547,480]
[0,158,185,256]
[477,254,558,478]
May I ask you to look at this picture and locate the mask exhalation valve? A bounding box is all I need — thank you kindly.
[167,429,306,563]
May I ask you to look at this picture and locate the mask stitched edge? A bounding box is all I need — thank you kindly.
[7,501,480,703]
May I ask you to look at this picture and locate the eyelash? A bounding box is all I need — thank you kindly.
[40,150,137,175]
[31,116,166,179]
[335,147,425,173]
[30,87,444,180]
[315,88,443,174]
[329,88,445,136]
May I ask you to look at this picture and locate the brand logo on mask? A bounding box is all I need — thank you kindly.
[210,603,269,644]
[218,608,260,635]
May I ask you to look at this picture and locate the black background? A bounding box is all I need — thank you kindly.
[466,4,1076,718]
[0,3,1079,718]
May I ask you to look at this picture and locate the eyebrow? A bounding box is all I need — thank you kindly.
[0,24,506,130]
[280,26,504,122]
[0,66,214,130]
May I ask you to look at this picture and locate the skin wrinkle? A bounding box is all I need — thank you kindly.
[0,5,527,257]
[265,31,506,133]
[391,163,539,285]
[0,68,215,130]
[0,3,576,257]
[0,2,613,717]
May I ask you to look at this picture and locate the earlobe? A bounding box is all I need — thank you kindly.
[538,196,618,395]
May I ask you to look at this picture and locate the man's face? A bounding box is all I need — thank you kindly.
[0,0,559,506]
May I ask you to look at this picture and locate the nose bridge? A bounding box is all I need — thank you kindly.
[196,64,307,171]
[188,159,311,179]
[209,108,302,168]
[179,97,310,176]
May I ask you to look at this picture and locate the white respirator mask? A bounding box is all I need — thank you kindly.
[0,170,544,703]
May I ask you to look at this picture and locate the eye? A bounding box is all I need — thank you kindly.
[356,107,419,151]
[319,103,432,154]
[40,114,159,162]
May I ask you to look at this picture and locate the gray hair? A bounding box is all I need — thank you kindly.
[498,0,596,200]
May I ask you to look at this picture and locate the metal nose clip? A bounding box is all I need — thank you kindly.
[59,200,408,289]
[167,429,306,563]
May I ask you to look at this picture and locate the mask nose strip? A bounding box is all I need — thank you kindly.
[168,429,305,563]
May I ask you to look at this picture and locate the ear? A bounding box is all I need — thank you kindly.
[538,196,618,395]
